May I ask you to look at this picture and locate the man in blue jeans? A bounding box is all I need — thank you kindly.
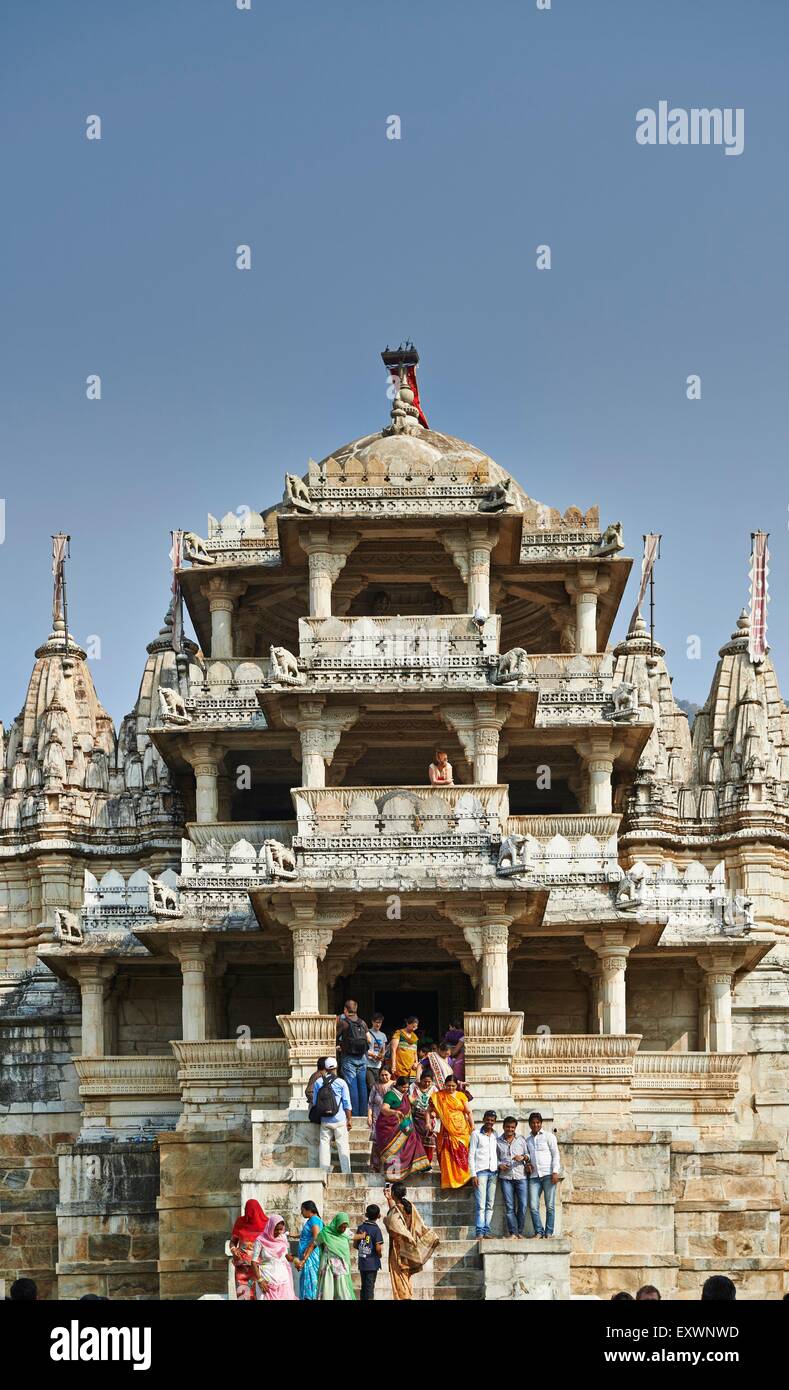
[525,1111,561,1237]
[496,1116,529,1237]
[469,1110,499,1237]
[337,999,372,1117]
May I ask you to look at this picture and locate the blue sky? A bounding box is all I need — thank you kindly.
[1,0,787,724]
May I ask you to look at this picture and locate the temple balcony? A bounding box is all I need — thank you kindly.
[171,1039,289,1126]
[292,613,500,688]
[508,1032,747,1133]
[73,1055,181,1139]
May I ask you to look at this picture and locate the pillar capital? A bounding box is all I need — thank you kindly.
[182,740,224,774]
[564,566,611,598]
[281,701,359,788]
[200,575,248,607]
[170,937,216,968]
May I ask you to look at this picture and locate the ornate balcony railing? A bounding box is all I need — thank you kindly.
[74,1055,180,1095]
[187,658,272,726]
[499,814,621,883]
[171,1039,289,1076]
[291,783,509,840]
[73,1055,182,1137]
[297,614,500,687]
[633,1050,745,1097]
[514,1034,642,1079]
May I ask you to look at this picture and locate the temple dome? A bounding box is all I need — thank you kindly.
[317,426,531,508]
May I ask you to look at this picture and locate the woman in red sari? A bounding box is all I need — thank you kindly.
[374,1076,431,1181]
[229,1198,267,1300]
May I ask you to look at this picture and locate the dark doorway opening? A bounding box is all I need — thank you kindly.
[373,990,441,1045]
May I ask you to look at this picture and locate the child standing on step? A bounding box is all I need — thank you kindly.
[353,1203,384,1301]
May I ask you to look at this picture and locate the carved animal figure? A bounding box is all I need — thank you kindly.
[55,909,83,944]
[263,838,297,879]
[183,532,215,566]
[611,680,638,718]
[270,646,303,683]
[492,647,529,683]
[149,878,181,914]
[497,834,531,874]
[615,863,647,910]
[595,521,625,557]
[478,476,514,513]
[284,473,314,513]
[158,687,191,723]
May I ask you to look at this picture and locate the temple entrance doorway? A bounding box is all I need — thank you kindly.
[334,959,473,1048]
[374,990,440,1044]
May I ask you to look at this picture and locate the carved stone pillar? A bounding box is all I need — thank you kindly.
[584,930,637,1034]
[184,742,224,823]
[442,524,497,615]
[698,951,735,1052]
[442,898,516,1013]
[599,950,628,1034]
[172,940,215,1042]
[441,697,508,786]
[299,528,360,619]
[281,700,359,790]
[202,577,246,659]
[468,526,497,615]
[576,737,622,815]
[291,927,333,1013]
[479,921,510,1010]
[74,961,117,1057]
[565,568,609,655]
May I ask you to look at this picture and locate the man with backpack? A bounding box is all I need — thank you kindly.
[310,1057,352,1173]
[337,999,373,1117]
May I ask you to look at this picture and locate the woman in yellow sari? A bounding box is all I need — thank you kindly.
[390,1016,420,1080]
[429,1075,474,1189]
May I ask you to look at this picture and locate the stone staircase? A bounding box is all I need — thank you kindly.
[325,1119,484,1300]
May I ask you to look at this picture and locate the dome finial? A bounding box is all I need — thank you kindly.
[381,342,428,435]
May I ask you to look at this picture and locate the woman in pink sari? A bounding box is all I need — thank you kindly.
[374,1076,431,1182]
[250,1213,297,1300]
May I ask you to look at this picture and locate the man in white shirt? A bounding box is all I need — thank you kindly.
[525,1111,561,1237]
[312,1057,352,1174]
[469,1110,498,1238]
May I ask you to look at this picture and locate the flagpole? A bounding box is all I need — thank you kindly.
[643,533,662,657]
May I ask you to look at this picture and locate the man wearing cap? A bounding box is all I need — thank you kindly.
[469,1109,499,1238]
[312,1057,353,1174]
[525,1111,561,1238]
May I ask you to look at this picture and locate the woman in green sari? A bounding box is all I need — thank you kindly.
[316,1213,356,1300]
[374,1075,431,1181]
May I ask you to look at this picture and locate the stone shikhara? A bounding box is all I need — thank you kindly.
[0,349,786,1300]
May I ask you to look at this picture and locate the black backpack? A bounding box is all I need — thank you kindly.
[309,1074,343,1124]
[341,1017,369,1058]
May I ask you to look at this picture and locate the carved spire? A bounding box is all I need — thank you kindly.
[381,342,428,436]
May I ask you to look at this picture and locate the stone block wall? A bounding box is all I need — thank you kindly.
[157,1128,251,1299]
[511,965,588,1034]
[0,1018,82,1298]
[562,1129,680,1298]
[671,1138,784,1298]
[626,965,699,1052]
[56,1141,160,1298]
[116,973,181,1055]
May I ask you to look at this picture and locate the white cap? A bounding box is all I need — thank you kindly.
[325,1057,338,1071]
